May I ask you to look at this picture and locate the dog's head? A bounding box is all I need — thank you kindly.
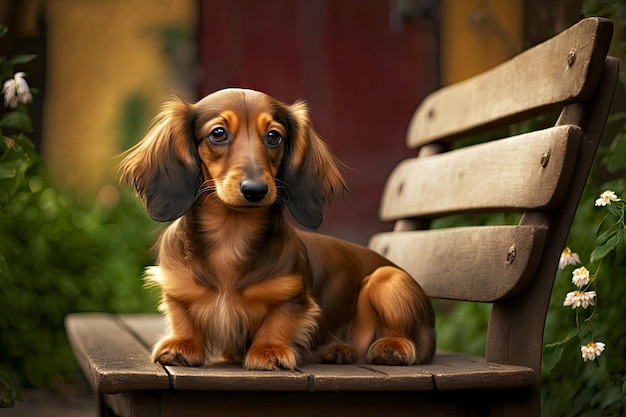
[119,88,346,229]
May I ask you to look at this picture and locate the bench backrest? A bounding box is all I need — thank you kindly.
[368,16,618,389]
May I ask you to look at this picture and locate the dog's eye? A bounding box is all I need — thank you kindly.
[266,130,283,147]
[209,127,228,144]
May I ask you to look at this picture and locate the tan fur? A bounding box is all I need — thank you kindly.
[119,88,435,370]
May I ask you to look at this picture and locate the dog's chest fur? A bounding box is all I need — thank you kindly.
[166,205,306,355]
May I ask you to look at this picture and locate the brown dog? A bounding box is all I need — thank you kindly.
[119,88,435,370]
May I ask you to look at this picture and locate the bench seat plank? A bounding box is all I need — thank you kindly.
[167,363,309,391]
[300,363,434,391]
[380,125,581,221]
[424,353,535,390]
[65,313,170,394]
[117,313,166,348]
[369,225,548,302]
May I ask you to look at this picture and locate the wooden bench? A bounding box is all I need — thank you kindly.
[66,17,619,417]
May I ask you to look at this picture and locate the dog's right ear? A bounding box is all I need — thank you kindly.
[119,97,201,222]
[279,101,347,229]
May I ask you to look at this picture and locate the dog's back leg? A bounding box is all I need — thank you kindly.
[350,266,436,365]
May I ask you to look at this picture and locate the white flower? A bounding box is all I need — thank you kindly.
[559,247,581,270]
[595,190,620,207]
[2,72,32,109]
[563,290,596,309]
[571,266,590,288]
[581,341,605,362]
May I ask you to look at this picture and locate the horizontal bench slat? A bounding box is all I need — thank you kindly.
[407,17,612,147]
[65,313,170,393]
[301,363,434,391]
[424,353,535,390]
[380,125,581,222]
[168,363,309,391]
[117,313,167,348]
[368,225,548,302]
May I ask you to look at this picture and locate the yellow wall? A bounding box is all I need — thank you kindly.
[42,0,195,194]
[441,0,523,85]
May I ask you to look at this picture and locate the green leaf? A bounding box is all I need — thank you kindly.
[605,202,622,217]
[617,226,626,254]
[590,234,620,263]
[594,222,619,247]
[542,342,564,373]
[0,112,32,132]
[7,55,37,66]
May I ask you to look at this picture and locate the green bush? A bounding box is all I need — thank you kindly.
[0,27,158,399]
[0,133,159,389]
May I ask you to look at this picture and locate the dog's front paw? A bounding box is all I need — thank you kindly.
[152,337,205,367]
[366,337,416,366]
[244,344,297,370]
[319,343,357,364]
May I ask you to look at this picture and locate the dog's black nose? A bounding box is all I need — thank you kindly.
[240,180,268,203]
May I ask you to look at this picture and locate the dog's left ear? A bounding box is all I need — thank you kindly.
[280,101,347,229]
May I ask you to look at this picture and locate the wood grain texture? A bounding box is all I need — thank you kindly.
[65,313,169,394]
[117,313,167,348]
[407,17,613,147]
[300,363,433,391]
[167,363,309,391]
[424,353,535,391]
[368,225,548,302]
[380,125,581,221]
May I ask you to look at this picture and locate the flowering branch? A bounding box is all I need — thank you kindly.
[544,190,624,372]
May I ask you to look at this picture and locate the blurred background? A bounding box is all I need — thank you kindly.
[0,0,624,416]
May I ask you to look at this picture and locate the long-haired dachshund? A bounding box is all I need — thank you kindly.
[119,88,435,370]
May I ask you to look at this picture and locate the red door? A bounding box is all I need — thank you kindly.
[198,0,438,244]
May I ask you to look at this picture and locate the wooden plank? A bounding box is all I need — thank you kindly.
[356,364,435,391]
[65,313,170,394]
[368,225,548,302]
[424,353,535,391]
[407,17,613,147]
[117,314,167,348]
[301,363,433,391]
[167,363,309,391]
[380,125,581,221]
